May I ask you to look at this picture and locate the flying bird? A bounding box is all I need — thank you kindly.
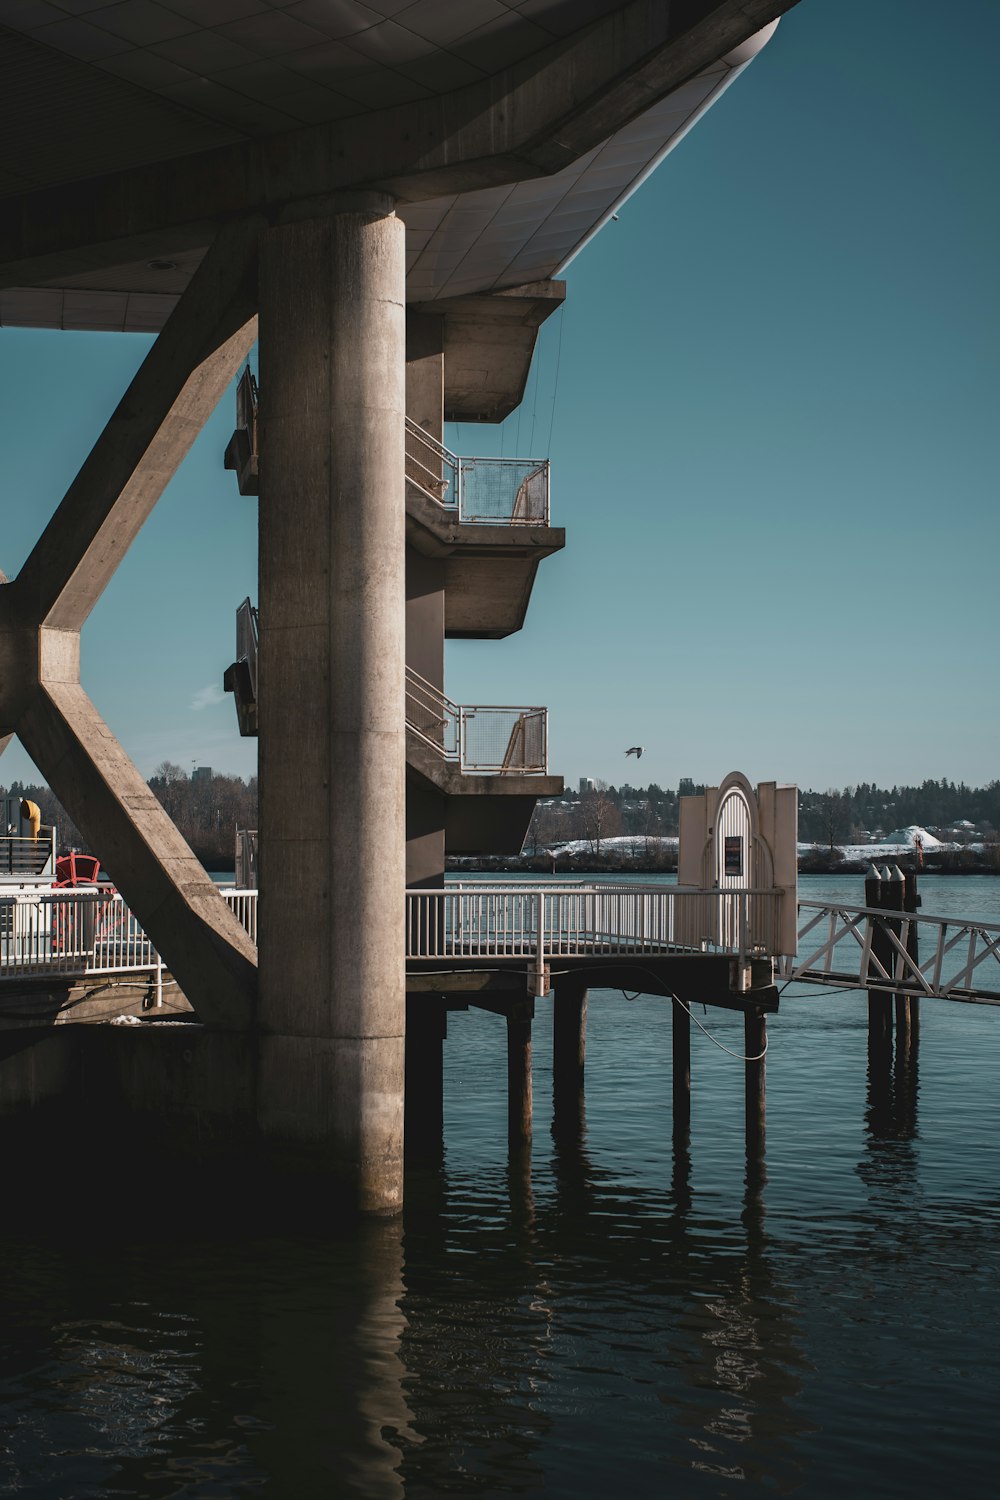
[625,746,644,759]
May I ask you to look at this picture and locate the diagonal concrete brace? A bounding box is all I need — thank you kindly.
[0,218,265,1028]
[18,679,257,1030]
[8,215,263,632]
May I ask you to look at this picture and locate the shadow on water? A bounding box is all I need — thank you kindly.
[396,1115,811,1498]
[1,1134,812,1496]
[2,1002,999,1498]
[0,1173,417,1499]
[859,1015,920,1200]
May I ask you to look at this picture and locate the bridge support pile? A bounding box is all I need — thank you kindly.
[256,201,407,1213]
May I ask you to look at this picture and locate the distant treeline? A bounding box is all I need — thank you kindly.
[528,777,1000,853]
[1,761,256,870]
[2,771,998,873]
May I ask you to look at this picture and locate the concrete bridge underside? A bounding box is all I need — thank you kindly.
[0,0,797,1212]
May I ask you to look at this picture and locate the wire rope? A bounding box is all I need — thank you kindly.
[545,304,566,454]
[545,960,769,1062]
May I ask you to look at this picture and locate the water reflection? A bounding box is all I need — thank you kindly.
[398,1122,809,1496]
[864,1010,920,1147]
[0,1197,415,1499]
[4,964,1000,1496]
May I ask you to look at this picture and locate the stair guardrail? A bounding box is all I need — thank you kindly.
[405,418,550,526]
[405,666,547,774]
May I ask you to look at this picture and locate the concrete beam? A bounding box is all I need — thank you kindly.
[411,282,566,423]
[7,218,261,631]
[0,1,797,288]
[16,682,256,1030]
[0,222,262,1031]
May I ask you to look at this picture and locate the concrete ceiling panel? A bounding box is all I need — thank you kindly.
[283,1,383,39]
[85,2,198,46]
[0,2,791,324]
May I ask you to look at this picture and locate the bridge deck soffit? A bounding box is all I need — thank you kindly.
[0,0,797,290]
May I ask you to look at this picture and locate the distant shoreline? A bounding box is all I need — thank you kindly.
[447,851,1000,877]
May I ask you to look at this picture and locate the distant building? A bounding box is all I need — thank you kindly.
[192,766,213,785]
[579,777,596,795]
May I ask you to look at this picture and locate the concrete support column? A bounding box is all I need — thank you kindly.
[405,312,447,891]
[257,197,406,1213]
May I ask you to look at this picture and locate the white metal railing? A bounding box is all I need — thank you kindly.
[405,886,782,972]
[780,900,1000,1001]
[0,889,259,992]
[224,887,258,944]
[405,666,547,774]
[405,418,550,526]
[0,889,155,978]
[11,885,998,1005]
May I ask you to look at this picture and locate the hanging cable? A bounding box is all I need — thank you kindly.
[545,304,565,454]
[527,329,542,454]
[546,960,770,1063]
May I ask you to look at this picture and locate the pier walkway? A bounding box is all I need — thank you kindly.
[3,885,999,1011]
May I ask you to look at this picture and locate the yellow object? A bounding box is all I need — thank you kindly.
[20,799,41,840]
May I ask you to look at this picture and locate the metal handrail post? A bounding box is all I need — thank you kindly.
[530,889,548,996]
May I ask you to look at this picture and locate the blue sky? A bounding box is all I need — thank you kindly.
[2,0,997,797]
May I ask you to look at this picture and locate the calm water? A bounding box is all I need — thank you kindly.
[2,875,998,1497]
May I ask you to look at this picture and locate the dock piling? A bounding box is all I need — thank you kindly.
[744,1008,766,1151]
[672,997,691,1139]
[552,988,587,1135]
[507,1006,533,1150]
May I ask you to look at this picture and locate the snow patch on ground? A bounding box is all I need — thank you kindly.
[536,827,962,861]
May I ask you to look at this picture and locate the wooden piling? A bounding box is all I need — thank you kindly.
[866,866,896,1050]
[552,989,587,1138]
[672,997,691,1139]
[553,989,587,1088]
[744,1008,766,1151]
[507,1010,533,1150]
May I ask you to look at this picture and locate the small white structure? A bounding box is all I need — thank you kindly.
[678,772,798,957]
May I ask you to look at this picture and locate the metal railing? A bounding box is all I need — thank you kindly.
[405,418,550,526]
[405,419,459,510]
[0,889,259,991]
[405,666,547,774]
[10,886,999,1006]
[780,900,1000,1002]
[1,889,155,979]
[0,829,57,879]
[406,885,782,967]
